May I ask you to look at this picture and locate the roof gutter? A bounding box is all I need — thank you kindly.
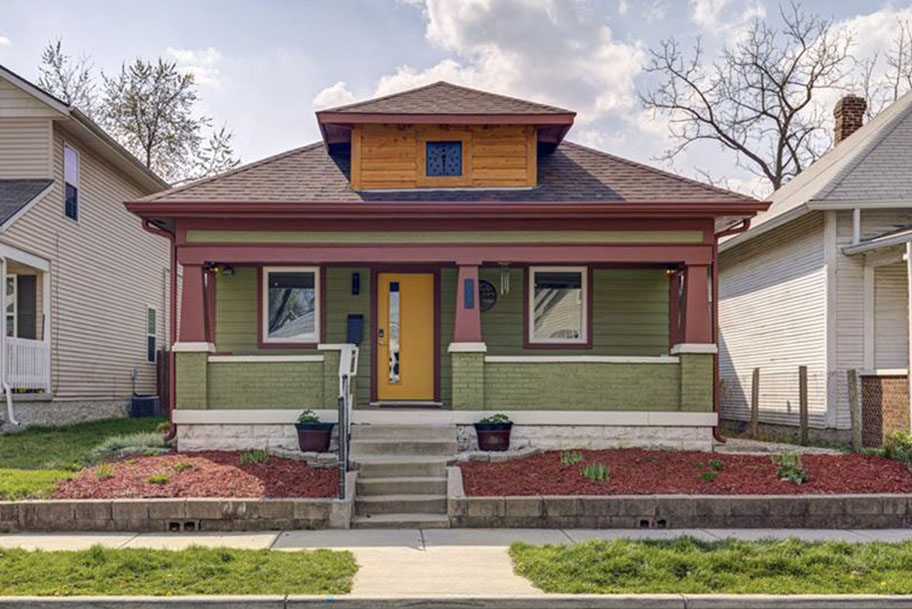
[141,219,178,442]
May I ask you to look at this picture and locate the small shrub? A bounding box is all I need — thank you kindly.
[297,409,320,424]
[240,449,269,465]
[580,463,610,481]
[95,463,115,481]
[772,453,809,484]
[148,473,170,485]
[561,450,583,466]
[881,432,912,467]
[708,459,724,471]
[93,432,170,459]
[701,471,716,482]
[478,413,512,425]
[173,460,194,473]
[155,421,171,434]
[696,461,705,469]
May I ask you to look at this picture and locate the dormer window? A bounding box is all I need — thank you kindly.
[426,141,462,177]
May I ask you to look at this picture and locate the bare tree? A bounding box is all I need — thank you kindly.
[37,40,97,117]
[640,3,853,192]
[100,58,239,184]
[858,20,912,119]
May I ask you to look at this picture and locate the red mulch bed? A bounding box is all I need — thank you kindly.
[52,451,338,499]
[460,449,912,496]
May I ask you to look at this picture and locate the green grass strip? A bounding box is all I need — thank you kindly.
[0,468,72,500]
[0,545,357,596]
[510,537,912,594]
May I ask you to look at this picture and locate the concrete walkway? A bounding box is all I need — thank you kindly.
[2,528,912,596]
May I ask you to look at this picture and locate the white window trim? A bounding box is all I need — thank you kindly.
[527,265,588,345]
[261,266,321,344]
[63,143,80,221]
[146,306,157,363]
[6,274,16,338]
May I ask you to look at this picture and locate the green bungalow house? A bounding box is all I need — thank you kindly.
[127,82,765,524]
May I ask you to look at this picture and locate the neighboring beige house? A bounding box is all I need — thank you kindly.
[0,64,170,428]
[719,92,912,445]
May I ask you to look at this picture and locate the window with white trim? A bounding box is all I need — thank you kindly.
[63,145,79,220]
[528,266,587,344]
[5,275,16,338]
[262,267,320,344]
[147,307,157,363]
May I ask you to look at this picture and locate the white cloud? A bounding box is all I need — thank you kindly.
[166,47,224,88]
[361,0,645,125]
[0,36,10,46]
[643,1,667,22]
[313,80,358,109]
[689,0,764,39]
[618,1,629,16]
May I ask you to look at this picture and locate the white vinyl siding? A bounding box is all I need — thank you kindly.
[0,123,169,401]
[0,78,60,119]
[874,264,908,369]
[719,212,828,428]
[0,117,52,179]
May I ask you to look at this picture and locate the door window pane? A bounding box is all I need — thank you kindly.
[530,269,586,343]
[265,269,319,342]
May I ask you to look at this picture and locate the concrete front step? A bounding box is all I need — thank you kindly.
[351,513,450,529]
[357,476,448,496]
[350,438,457,457]
[355,494,447,516]
[353,456,449,479]
[351,424,455,441]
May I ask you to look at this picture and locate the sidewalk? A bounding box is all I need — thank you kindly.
[2,528,912,596]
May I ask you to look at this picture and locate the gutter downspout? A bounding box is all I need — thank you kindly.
[711,219,752,443]
[142,220,177,442]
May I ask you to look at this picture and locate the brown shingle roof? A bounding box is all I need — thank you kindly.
[141,141,750,204]
[318,81,573,116]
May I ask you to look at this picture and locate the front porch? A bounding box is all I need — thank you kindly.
[171,232,720,452]
[0,244,51,396]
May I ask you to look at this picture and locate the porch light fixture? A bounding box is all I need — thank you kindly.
[204,263,235,276]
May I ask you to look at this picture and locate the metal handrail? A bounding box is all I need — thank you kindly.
[337,344,359,500]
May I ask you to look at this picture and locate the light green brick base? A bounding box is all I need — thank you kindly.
[451,352,485,409]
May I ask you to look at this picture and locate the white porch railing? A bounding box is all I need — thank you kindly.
[336,344,359,500]
[6,336,50,392]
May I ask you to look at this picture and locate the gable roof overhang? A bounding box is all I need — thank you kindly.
[0,64,169,194]
[127,199,767,235]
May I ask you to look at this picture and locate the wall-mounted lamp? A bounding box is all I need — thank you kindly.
[204,262,235,276]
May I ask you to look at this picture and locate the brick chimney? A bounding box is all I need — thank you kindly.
[833,94,867,144]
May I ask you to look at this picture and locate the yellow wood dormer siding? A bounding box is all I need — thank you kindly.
[350,124,537,190]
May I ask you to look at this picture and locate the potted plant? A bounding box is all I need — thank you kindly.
[474,413,513,451]
[295,409,334,452]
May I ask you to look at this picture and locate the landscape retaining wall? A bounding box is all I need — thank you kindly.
[0,473,356,532]
[447,467,912,529]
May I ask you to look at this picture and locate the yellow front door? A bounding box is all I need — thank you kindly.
[377,272,435,401]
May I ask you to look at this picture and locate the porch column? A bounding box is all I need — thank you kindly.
[682,264,712,344]
[453,264,482,344]
[178,263,209,345]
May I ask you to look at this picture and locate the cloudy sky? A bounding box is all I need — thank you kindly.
[1,0,910,195]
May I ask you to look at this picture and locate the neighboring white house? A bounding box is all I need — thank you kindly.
[719,92,912,445]
[0,64,170,428]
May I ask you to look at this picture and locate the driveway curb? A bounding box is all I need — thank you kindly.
[2,595,912,608]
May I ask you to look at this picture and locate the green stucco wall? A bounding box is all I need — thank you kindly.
[207,361,326,409]
[214,266,372,405]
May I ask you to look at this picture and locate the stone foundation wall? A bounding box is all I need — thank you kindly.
[177,423,339,453]
[2,399,128,431]
[456,424,713,452]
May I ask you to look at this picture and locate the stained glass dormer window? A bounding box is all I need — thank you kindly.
[426,141,462,177]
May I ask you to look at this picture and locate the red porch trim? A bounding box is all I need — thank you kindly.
[178,264,208,343]
[454,265,482,343]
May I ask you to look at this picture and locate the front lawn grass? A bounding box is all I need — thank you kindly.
[0,468,72,500]
[0,416,165,470]
[510,537,912,594]
[0,545,357,596]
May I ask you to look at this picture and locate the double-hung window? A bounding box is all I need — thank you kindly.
[528,266,588,345]
[5,275,16,337]
[262,267,321,344]
[64,145,79,220]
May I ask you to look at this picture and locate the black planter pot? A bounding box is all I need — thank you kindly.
[294,422,334,452]
[474,422,512,452]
